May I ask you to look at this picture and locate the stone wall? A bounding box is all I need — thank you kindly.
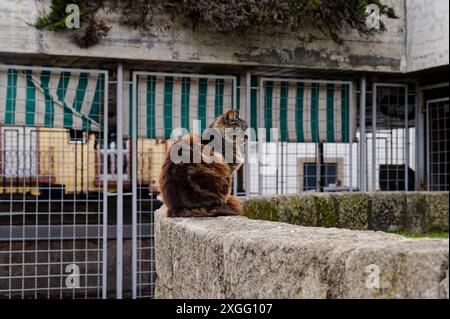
[243,192,449,233]
[155,206,449,299]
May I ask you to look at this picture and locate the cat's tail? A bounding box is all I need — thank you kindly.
[168,196,242,218]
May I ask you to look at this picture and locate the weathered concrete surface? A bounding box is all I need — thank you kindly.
[0,0,407,72]
[2,0,448,73]
[155,206,449,299]
[406,0,449,72]
[242,192,449,233]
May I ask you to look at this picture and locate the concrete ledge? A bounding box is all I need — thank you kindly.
[242,192,449,233]
[155,206,449,299]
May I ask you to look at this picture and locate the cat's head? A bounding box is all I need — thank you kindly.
[209,109,249,145]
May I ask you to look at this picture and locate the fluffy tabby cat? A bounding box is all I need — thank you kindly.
[159,109,248,217]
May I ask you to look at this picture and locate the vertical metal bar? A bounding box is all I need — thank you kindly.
[269,142,281,195]
[415,81,424,190]
[131,72,138,299]
[278,142,282,194]
[233,77,238,196]
[233,77,237,109]
[116,64,124,299]
[426,101,431,191]
[317,143,324,192]
[233,172,238,195]
[360,77,367,191]
[315,143,320,192]
[21,127,26,299]
[102,71,109,299]
[404,85,409,191]
[258,77,263,196]
[349,83,354,192]
[357,135,361,189]
[371,83,377,192]
[245,73,251,197]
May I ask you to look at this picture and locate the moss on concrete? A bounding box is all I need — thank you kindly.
[277,195,317,226]
[391,231,449,239]
[368,192,407,232]
[425,192,449,233]
[336,193,371,230]
[242,196,279,222]
[313,194,337,228]
[242,192,449,234]
[405,193,429,233]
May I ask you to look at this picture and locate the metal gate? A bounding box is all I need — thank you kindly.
[368,83,415,192]
[1,65,427,298]
[253,77,357,195]
[129,71,238,298]
[427,98,449,191]
[0,65,109,298]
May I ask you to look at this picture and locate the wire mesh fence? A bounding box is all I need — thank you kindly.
[248,78,357,195]
[366,83,416,192]
[130,72,239,298]
[427,98,449,191]
[0,65,108,299]
[0,65,448,299]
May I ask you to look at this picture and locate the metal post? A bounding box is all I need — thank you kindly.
[371,83,377,192]
[415,80,424,190]
[404,85,409,191]
[131,72,138,298]
[349,83,354,191]
[318,143,324,192]
[359,76,367,191]
[233,77,238,196]
[102,71,109,299]
[116,63,124,299]
[276,141,279,195]
[258,77,263,196]
[426,100,431,191]
[245,73,251,197]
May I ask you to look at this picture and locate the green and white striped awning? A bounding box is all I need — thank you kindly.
[0,68,105,131]
[124,73,355,143]
[124,73,242,139]
[262,81,355,143]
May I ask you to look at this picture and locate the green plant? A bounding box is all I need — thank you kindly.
[34,0,89,31]
[391,231,449,239]
[33,0,398,48]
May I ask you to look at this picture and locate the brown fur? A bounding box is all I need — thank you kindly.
[159,110,248,217]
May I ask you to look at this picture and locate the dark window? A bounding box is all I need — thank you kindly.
[69,130,86,144]
[304,163,317,191]
[303,163,338,191]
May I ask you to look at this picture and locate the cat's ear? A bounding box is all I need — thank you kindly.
[224,109,238,120]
